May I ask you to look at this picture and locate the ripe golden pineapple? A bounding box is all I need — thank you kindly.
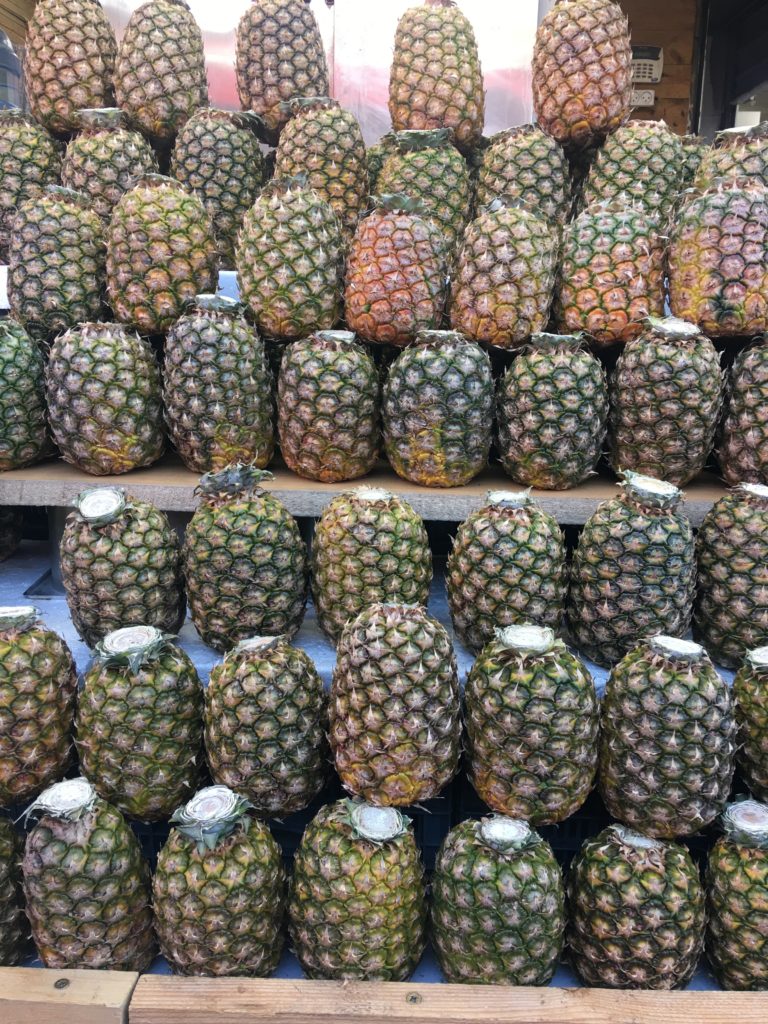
[236,0,329,142]
[23,0,116,135]
[114,0,208,146]
[532,0,632,150]
[106,175,217,333]
[476,124,570,226]
[389,0,484,152]
[345,195,448,346]
[719,338,768,485]
[0,110,60,261]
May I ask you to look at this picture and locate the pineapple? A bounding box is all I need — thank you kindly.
[382,330,493,487]
[204,636,329,816]
[0,319,54,471]
[431,816,564,985]
[608,316,723,486]
[475,124,570,226]
[734,646,768,802]
[669,181,768,336]
[237,178,344,341]
[465,625,598,824]
[0,607,77,808]
[345,194,448,347]
[311,489,432,642]
[0,818,28,965]
[377,129,471,262]
[446,492,566,653]
[163,294,274,473]
[288,799,426,979]
[0,510,22,563]
[60,486,185,646]
[567,824,705,988]
[567,472,696,666]
[680,134,708,188]
[330,603,460,806]
[114,0,208,146]
[23,778,156,970]
[718,338,768,486]
[389,0,484,153]
[706,799,768,990]
[695,123,768,190]
[23,0,116,135]
[599,635,735,837]
[153,785,286,976]
[366,133,397,195]
[580,120,685,223]
[76,626,203,822]
[556,201,665,347]
[183,465,309,652]
[106,175,217,333]
[0,110,60,261]
[497,332,608,489]
[45,322,165,475]
[274,97,368,241]
[694,484,768,668]
[9,186,105,342]
[450,197,558,350]
[62,108,159,222]
[278,330,379,484]
[235,0,329,143]
[532,0,632,150]
[171,109,266,266]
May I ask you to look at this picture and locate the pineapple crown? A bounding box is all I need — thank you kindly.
[341,799,410,845]
[311,329,358,348]
[74,486,128,526]
[745,645,768,672]
[92,625,176,674]
[486,489,533,509]
[393,128,455,152]
[619,471,683,512]
[645,635,707,665]
[74,108,126,132]
[494,623,562,658]
[370,193,428,217]
[608,824,666,858]
[25,778,99,824]
[0,605,41,635]
[646,317,702,341]
[413,329,468,349]
[527,331,588,353]
[229,635,286,659]
[184,294,245,318]
[197,464,273,500]
[477,816,541,855]
[720,800,768,849]
[170,786,253,852]
[350,486,395,504]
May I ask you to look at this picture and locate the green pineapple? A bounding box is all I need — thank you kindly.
[0,319,54,471]
[734,646,768,801]
[0,110,60,262]
[718,338,768,486]
[0,818,29,965]
[476,124,570,226]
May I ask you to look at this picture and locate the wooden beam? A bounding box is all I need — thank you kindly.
[0,967,138,1024]
[129,977,768,1024]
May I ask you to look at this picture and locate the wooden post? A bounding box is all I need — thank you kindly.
[0,967,138,1024]
[128,977,768,1024]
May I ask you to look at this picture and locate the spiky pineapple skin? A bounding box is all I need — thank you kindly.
[330,604,460,806]
[114,0,208,145]
[288,800,427,979]
[609,322,723,486]
[107,177,217,333]
[0,111,60,261]
[0,818,29,965]
[567,825,705,988]
[497,338,608,489]
[23,795,156,970]
[382,333,493,487]
[9,188,105,342]
[153,812,286,976]
[311,491,432,642]
[694,488,768,668]
[277,333,379,484]
[164,305,274,473]
[734,659,768,802]
[46,322,165,476]
[718,339,768,486]
[171,109,265,266]
[0,319,54,471]
[389,0,484,152]
[532,0,632,150]
[60,497,185,646]
[447,500,566,653]
[695,130,768,190]
[23,0,116,135]
[0,620,77,808]
[451,202,558,350]
[204,639,329,816]
[431,819,565,985]
[476,124,570,226]
[669,182,768,337]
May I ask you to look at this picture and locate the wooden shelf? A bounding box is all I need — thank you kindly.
[0,455,728,525]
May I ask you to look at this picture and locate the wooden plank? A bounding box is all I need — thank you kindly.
[0,454,727,525]
[0,967,138,1024]
[129,977,768,1024]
